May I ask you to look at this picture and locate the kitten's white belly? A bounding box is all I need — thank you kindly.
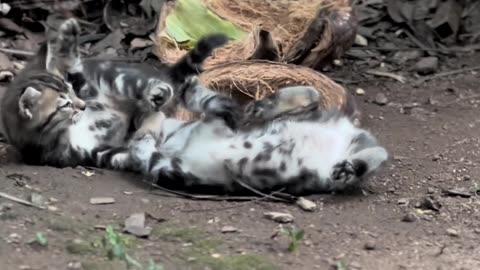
[179,119,359,185]
[68,109,128,152]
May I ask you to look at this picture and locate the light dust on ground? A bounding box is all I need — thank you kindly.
[0,53,480,270]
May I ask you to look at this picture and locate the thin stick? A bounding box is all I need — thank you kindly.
[365,69,406,83]
[0,192,45,210]
[180,189,288,213]
[144,179,271,202]
[233,178,292,203]
[414,65,480,86]
[0,47,34,57]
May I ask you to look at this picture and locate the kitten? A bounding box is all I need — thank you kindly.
[129,86,388,194]
[0,18,236,168]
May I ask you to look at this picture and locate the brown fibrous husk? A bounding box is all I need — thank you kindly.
[174,60,348,121]
[200,60,347,108]
[157,0,356,71]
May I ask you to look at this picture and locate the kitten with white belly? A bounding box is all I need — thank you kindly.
[130,86,389,194]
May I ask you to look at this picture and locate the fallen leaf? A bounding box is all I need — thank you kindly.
[443,188,472,198]
[130,38,154,49]
[366,69,407,84]
[89,197,115,205]
[123,212,152,238]
[264,212,294,223]
[81,171,95,177]
[90,29,125,55]
[29,193,45,207]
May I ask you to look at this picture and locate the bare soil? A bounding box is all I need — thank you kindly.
[1,52,480,270]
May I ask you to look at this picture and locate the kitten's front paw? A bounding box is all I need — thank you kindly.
[207,96,241,130]
[146,83,173,111]
[331,160,355,183]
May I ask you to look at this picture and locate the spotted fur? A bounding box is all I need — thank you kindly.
[130,86,389,195]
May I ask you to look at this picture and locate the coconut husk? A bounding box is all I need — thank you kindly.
[155,0,356,70]
[199,60,347,108]
[172,60,353,122]
[158,26,280,69]
[283,2,357,70]
[203,0,327,44]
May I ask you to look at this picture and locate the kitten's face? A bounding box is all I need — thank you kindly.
[19,83,86,131]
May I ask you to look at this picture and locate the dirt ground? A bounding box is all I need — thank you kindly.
[1,51,480,270]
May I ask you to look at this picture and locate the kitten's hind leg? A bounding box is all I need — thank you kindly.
[349,146,388,177]
[179,77,240,130]
[330,146,388,189]
[132,111,166,143]
[129,134,201,187]
[243,86,321,124]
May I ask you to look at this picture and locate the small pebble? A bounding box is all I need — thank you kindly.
[364,241,376,250]
[446,228,459,237]
[264,212,294,223]
[67,262,82,269]
[355,88,365,96]
[414,56,438,75]
[89,197,115,205]
[401,213,418,223]
[374,93,388,106]
[220,226,238,233]
[427,187,435,194]
[397,198,409,205]
[47,206,59,212]
[211,253,221,258]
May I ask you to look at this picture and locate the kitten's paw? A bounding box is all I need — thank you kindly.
[128,133,157,169]
[59,18,80,40]
[206,96,241,130]
[331,160,355,182]
[146,82,173,111]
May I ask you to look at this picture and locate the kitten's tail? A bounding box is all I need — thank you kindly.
[169,34,228,82]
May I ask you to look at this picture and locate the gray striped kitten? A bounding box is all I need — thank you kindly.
[1,18,237,168]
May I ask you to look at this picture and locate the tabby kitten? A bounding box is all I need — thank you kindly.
[129,86,389,194]
[1,18,236,168]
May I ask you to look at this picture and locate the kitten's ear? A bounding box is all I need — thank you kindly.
[18,87,42,120]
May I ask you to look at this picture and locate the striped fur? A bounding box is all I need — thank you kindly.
[0,18,235,169]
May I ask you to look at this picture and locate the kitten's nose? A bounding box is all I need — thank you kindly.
[76,99,86,110]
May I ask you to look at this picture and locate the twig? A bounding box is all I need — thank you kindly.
[365,69,407,83]
[79,33,107,44]
[0,47,34,57]
[180,189,289,213]
[233,178,292,203]
[144,179,281,202]
[414,65,480,86]
[0,192,45,210]
[436,94,480,107]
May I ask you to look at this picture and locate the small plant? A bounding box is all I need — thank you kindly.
[28,232,48,250]
[102,226,163,270]
[35,232,48,246]
[336,260,350,270]
[280,225,305,253]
